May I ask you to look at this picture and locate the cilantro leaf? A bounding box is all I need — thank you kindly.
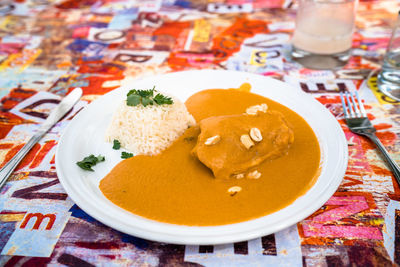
[127,94,141,106]
[121,152,134,159]
[141,97,153,107]
[127,89,138,96]
[96,155,105,162]
[113,139,121,150]
[77,154,105,171]
[154,93,173,105]
[77,161,94,171]
[138,88,154,97]
[126,87,173,107]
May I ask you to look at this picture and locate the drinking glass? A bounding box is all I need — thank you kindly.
[291,0,357,70]
[377,11,400,102]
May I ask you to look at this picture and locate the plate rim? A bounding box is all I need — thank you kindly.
[56,69,348,244]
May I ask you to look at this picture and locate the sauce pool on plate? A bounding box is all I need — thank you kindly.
[99,89,321,226]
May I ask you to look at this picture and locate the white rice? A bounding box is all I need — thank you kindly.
[105,94,196,155]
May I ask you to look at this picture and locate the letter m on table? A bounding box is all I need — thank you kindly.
[1,209,70,256]
[20,213,56,230]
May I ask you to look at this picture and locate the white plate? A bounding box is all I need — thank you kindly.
[56,70,348,245]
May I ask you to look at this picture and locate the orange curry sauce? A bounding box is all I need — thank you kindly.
[99,89,321,226]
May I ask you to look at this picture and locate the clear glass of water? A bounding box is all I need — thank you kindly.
[377,11,400,101]
[291,0,357,70]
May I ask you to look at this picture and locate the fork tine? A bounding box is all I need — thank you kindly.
[340,92,349,118]
[355,91,367,117]
[345,91,356,117]
[350,92,361,117]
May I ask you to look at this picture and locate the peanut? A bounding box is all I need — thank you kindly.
[205,135,220,145]
[245,103,268,115]
[240,134,254,149]
[250,127,262,142]
[247,170,261,179]
[228,186,242,196]
[234,173,244,179]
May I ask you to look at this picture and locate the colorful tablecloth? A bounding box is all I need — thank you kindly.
[0,0,399,266]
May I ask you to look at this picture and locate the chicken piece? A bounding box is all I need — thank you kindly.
[192,110,294,179]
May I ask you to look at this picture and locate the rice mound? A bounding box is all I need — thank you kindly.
[105,94,196,155]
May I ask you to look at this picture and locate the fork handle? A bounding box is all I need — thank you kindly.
[365,133,400,184]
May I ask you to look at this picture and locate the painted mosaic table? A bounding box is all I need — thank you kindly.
[0,0,399,266]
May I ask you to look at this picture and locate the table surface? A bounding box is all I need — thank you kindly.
[0,0,399,266]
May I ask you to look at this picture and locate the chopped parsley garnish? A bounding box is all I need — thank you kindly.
[113,139,121,150]
[76,154,105,171]
[121,152,134,159]
[126,86,173,107]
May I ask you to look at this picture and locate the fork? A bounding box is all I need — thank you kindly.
[340,91,400,185]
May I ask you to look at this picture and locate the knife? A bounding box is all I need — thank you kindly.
[0,87,83,189]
